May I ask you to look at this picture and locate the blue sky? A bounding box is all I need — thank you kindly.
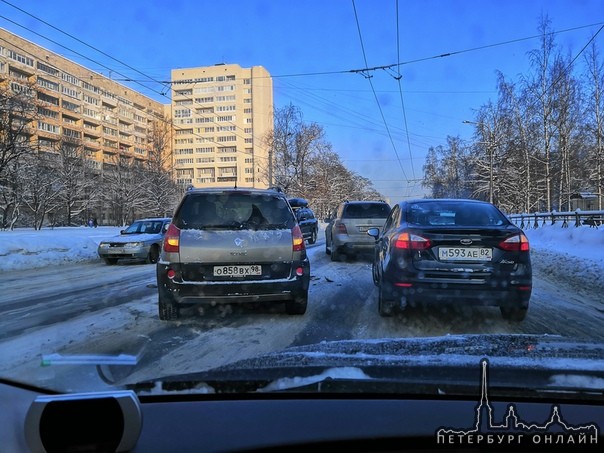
[1,0,603,201]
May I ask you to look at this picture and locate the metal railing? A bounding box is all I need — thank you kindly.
[508,210,604,229]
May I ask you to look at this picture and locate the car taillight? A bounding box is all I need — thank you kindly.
[335,222,348,234]
[163,224,181,253]
[499,233,530,252]
[292,225,305,252]
[394,232,431,250]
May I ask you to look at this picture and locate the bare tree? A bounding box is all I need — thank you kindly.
[584,41,604,209]
[525,15,558,211]
[21,152,62,229]
[141,116,179,217]
[101,155,147,225]
[263,103,324,193]
[0,84,37,229]
[422,137,473,199]
[47,138,99,226]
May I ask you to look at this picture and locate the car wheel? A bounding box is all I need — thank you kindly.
[158,292,179,320]
[371,258,379,286]
[378,275,396,317]
[286,292,307,315]
[330,245,340,262]
[325,235,331,255]
[103,257,118,265]
[147,244,160,264]
[308,229,317,245]
[500,306,528,322]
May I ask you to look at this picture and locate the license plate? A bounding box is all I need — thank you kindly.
[358,226,371,233]
[213,265,262,277]
[438,247,492,261]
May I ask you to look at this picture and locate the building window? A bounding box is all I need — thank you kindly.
[7,49,34,66]
[38,121,59,134]
[38,107,59,119]
[38,92,59,106]
[37,61,60,76]
[174,108,191,118]
[61,72,81,86]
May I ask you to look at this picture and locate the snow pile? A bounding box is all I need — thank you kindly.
[0,226,122,271]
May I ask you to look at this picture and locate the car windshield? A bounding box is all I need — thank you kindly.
[343,203,391,218]
[122,221,164,234]
[175,193,294,229]
[2,1,604,449]
[406,201,509,227]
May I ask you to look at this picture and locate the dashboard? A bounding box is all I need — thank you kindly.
[3,379,603,452]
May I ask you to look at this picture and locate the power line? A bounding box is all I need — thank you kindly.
[0,0,171,93]
[393,0,416,185]
[351,0,409,184]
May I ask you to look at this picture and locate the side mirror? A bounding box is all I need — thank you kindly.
[366,227,380,239]
[120,229,126,234]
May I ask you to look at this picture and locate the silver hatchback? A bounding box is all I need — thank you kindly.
[325,200,391,261]
[156,188,310,320]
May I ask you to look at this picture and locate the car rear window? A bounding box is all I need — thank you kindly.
[175,193,295,230]
[342,203,390,219]
[406,202,509,227]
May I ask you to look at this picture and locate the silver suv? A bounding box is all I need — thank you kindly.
[325,200,391,261]
[156,188,310,320]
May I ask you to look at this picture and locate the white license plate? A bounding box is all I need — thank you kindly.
[213,265,262,277]
[358,226,371,233]
[438,247,492,261]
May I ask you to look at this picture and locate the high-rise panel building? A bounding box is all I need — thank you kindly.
[0,27,168,171]
[170,64,273,189]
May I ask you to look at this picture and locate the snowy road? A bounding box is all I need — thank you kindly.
[0,239,602,390]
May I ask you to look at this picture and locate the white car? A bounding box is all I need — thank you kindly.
[97,217,171,265]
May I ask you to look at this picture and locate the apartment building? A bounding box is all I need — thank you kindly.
[171,64,273,188]
[0,27,168,172]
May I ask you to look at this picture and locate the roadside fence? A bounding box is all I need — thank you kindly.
[508,210,604,229]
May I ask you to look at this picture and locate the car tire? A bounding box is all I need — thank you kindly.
[147,244,160,264]
[308,229,317,245]
[325,236,331,255]
[103,257,118,265]
[286,292,308,315]
[159,293,180,320]
[378,276,396,317]
[500,306,528,322]
[371,259,379,286]
[330,246,340,262]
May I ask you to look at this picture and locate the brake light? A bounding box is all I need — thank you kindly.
[499,233,530,252]
[163,224,181,253]
[292,225,305,252]
[335,222,348,234]
[394,232,431,250]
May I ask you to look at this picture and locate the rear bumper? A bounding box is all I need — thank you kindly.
[392,284,531,307]
[157,261,310,305]
[333,237,376,254]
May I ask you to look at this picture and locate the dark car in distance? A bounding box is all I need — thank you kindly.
[288,198,319,244]
[368,199,532,320]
